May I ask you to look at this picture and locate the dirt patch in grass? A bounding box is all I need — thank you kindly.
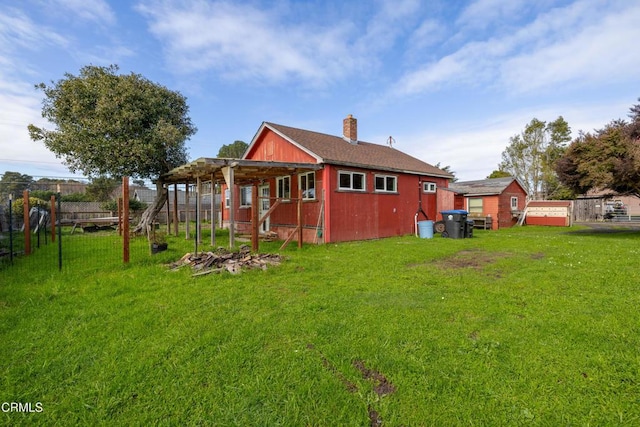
[307,344,396,426]
[353,359,396,397]
[306,344,358,393]
[431,249,512,271]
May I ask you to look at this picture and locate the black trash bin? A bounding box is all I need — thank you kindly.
[440,210,468,239]
[465,219,474,238]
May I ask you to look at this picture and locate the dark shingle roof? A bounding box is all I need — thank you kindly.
[264,122,452,178]
[449,177,524,196]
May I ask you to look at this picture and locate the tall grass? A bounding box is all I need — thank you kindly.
[1,226,639,425]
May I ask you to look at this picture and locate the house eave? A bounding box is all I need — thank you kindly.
[324,159,453,178]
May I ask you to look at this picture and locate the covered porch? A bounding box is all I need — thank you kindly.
[161,157,323,251]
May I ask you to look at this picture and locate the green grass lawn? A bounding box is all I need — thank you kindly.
[1,225,639,425]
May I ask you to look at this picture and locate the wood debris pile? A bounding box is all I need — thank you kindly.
[168,245,284,276]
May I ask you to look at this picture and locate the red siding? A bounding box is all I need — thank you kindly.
[526,216,569,226]
[465,180,527,230]
[224,127,450,243]
[496,181,526,229]
[324,165,447,242]
[245,130,317,163]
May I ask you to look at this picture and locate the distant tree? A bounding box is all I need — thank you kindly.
[86,176,119,202]
[29,190,57,201]
[556,100,640,198]
[0,172,33,201]
[217,140,248,158]
[60,193,92,202]
[543,116,572,199]
[487,170,511,179]
[28,65,196,232]
[499,117,571,199]
[435,162,457,182]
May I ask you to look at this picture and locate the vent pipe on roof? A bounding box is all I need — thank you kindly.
[343,114,357,144]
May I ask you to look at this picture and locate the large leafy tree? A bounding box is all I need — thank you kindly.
[217,140,248,158]
[556,99,640,197]
[28,65,196,231]
[499,116,571,199]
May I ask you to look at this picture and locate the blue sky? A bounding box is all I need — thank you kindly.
[1,0,639,183]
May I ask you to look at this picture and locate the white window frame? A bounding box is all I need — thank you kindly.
[224,188,230,209]
[374,174,397,193]
[423,182,436,193]
[511,196,518,210]
[338,171,366,191]
[276,176,291,200]
[240,186,252,207]
[299,171,316,200]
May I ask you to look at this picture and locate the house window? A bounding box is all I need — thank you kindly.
[375,174,397,193]
[468,198,483,215]
[338,171,366,191]
[423,182,436,193]
[240,186,252,207]
[300,171,316,200]
[511,196,518,210]
[224,188,230,209]
[276,176,291,199]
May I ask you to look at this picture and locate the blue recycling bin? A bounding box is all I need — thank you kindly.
[417,220,434,239]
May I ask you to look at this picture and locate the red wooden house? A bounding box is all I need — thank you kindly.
[222,115,453,243]
[448,177,528,229]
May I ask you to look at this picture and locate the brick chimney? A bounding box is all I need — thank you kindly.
[343,114,357,144]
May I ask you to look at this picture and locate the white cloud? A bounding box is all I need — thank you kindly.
[391,1,640,98]
[396,99,632,181]
[137,0,359,85]
[0,8,68,55]
[53,0,116,26]
[356,0,420,51]
[501,3,640,93]
[393,55,467,95]
[407,19,446,53]
[456,0,533,31]
[0,82,71,177]
[0,9,76,177]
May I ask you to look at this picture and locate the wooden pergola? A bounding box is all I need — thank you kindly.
[161,157,323,251]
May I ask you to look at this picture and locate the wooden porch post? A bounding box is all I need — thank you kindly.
[251,181,259,252]
[185,182,190,239]
[173,184,179,236]
[165,183,170,234]
[297,173,303,248]
[196,176,202,244]
[210,174,216,247]
[222,166,235,248]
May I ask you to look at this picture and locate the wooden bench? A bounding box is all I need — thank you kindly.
[469,214,493,230]
[69,217,122,234]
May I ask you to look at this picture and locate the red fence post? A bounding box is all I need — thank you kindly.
[122,177,130,263]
